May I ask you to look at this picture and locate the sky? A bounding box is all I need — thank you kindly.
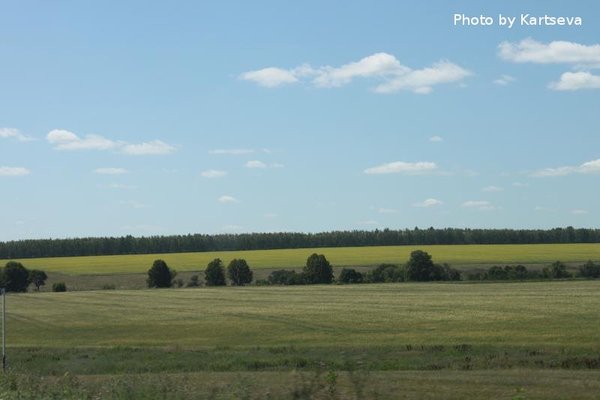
[1,0,599,241]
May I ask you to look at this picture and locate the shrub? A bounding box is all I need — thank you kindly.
[487,266,508,280]
[205,258,226,286]
[186,275,201,287]
[506,265,528,280]
[227,259,253,286]
[52,282,67,292]
[579,260,600,278]
[3,261,30,292]
[146,259,175,288]
[338,268,364,284]
[303,254,333,284]
[543,261,572,279]
[102,284,116,290]
[440,264,461,281]
[268,270,306,285]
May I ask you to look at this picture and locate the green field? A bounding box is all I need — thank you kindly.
[4,281,600,398]
[7,243,600,275]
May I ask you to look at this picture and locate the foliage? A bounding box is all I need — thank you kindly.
[485,265,529,280]
[186,275,200,287]
[579,260,600,278]
[366,264,404,283]
[52,282,67,292]
[268,269,307,285]
[28,269,48,291]
[338,268,364,284]
[227,258,253,286]
[3,261,30,292]
[303,253,333,284]
[543,261,572,279]
[204,258,226,286]
[2,226,599,259]
[146,259,175,288]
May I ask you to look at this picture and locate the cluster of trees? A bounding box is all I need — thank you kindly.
[468,260,600,281]
[3,227,600,259]
[146,258,254,288]
[0,261,49,292]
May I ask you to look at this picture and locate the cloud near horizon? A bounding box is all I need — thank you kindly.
[0,127,34,142]
[240,52,471,94]
[364,161,437,175]
[531,158,600,177]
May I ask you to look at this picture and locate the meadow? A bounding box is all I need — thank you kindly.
[3,281,600,398]
[8,243,600,275]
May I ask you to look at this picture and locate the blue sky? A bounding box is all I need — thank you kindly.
[1,1,599,241]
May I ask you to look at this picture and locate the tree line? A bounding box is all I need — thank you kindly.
[2,227,600,259]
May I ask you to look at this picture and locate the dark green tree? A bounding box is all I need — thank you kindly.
[579,260,600,278]
[338,268,364,284]
[303,253,333,284]
[227,258,253,286]
[146,259,175,288]
[3,261,30,292]
[205,258,226,286]
[543,261,572,279]
[52,282,67,292]
[28,269,48,291]
[404,250,436,281]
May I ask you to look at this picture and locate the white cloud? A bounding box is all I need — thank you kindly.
[462,200,497,211]
[94,167,129,175]
[493,74,516,85]
[413,198,443,208]
[498,38,600,65]
[46,129,175,155]
[241,53,470,94]
[364,161,437,175]
[358,220,380,226]
[549,71,600,91]
[0,166,30,176]
[239,67,299,87]
[47,129,117,151]
[210,149,254,155]
[245,160,267,169]
[377,207,398,214]
[218,195,239,204]
[429,135,443,142]
[531,159,600,177]
[120,140,175,155]
[373,61,471,94]
[0,128,33,142]
[98,183,135,189]
[201,169,227,178]
[571,209,589,215]
[482,185,504,192]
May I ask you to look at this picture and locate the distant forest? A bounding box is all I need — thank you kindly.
[1,227,599,259]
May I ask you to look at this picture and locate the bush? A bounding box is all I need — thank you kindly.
[101,284,116,290]
[52,282,67,292]
[487,266,508,280]
[3,261,30,292]
[146,259,175,288]
[268,270,306,285]
[338,268,364,284]
[441,264,461,281]
[186,275,201,287]
[543,261,572,279]
[227,259,253,286]
[485,265,529,280]
[303,254,333,284]
[205,258,226,286]
[579,260,600,278]
[367,264,404,283]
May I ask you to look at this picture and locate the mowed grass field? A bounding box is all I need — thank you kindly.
[7,243,600,275]
[4,281,600,399]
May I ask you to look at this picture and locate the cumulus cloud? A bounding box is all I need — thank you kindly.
[94,168,129,175]
[413,198,443,208]
[218,195,239,204]
[499,38,600,65]
[0,166,30,176]
[462,200,497,211]
[493,74,516,85]
[46,129,175,155]
[240,53,470,94]
[549,71,600,91]
[364,161,437,175]
[210,149,254,155]
[0,128,33,142]
[531,159,600,177]
[429,135,443,142]
[245,160,267,169]
[201,169,227,178]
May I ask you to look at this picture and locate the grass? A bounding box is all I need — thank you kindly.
[3,280,600,398]
[5,243,600,275]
